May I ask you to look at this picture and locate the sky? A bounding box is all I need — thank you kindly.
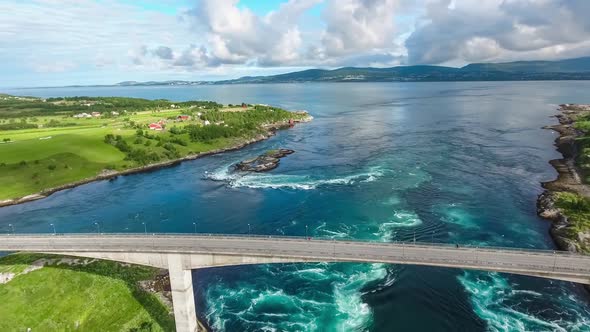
[1,0,590,87]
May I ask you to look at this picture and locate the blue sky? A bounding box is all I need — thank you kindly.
[1,0,589,87]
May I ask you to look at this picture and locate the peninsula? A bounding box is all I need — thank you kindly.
[538,104,590,253]
[0,94,311,206]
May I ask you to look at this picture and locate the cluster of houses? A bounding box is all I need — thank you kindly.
[146,114,224,131]
[147,115,192,130]
[72,111,120,118]
[1,96,37,101]
[148,119,166,131]
[73,112,101,118]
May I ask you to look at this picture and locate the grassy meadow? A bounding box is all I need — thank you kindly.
[0,253,174,331]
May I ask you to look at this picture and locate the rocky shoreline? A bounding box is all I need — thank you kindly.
[0,115,312,208]
[537,104,590,252]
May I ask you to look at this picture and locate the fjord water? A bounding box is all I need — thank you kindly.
[2,82,590,331]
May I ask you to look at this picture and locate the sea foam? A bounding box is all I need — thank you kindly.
[205,165,385,190]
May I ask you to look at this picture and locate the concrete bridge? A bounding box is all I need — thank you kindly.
[2,233,590,332]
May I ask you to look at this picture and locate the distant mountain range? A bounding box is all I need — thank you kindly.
[116,56,590,86]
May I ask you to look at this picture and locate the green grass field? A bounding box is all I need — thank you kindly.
[0,95,307,200]
[0,253,175,331]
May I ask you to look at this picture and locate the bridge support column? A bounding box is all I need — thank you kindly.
[168,254,198,332]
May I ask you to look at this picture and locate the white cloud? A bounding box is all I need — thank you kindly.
[0,0,195,76]
[190,0,321,66]
[405,0,590,64]
[153,46,175,60]
[320,0,398,56]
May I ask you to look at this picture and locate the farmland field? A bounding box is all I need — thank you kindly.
[0,95,307,200]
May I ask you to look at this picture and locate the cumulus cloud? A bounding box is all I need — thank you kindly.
[153,46,174,60]
[189,0,321,67]
[173,45,213,68]
[182,0,415,67]
[405,0,590,64]
[320,0,398,56]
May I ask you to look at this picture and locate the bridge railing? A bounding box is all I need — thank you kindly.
[0,232,585,257]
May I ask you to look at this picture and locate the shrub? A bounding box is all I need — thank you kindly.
[163,143,176,152]
[555,192,590,211]
[114,139,131,153]
[104,134,116,144]
[0,123,37,131]
[169,126,185,135]
[170,137,187,146]
[125,148,161,165]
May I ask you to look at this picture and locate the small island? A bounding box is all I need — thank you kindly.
[538,104,590,254]
[235,149,294,172]
[0,94,312,206]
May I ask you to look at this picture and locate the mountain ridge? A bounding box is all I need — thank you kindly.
[115,56,590,86]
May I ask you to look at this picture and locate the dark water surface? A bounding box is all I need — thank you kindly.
[3,82,590,331]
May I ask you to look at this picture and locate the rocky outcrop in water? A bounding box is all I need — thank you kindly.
[235,149,294,172]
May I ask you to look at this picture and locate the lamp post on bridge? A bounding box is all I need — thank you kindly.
[193,222,197,234]
[94,222,100,234]
[8,224,14,235]
[142,222,147,235]
[305,225,308,239]
[248,223,251,236]
[50,223,56,235]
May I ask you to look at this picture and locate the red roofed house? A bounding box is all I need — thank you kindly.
[149,123,163,131]
[177,115,190,121]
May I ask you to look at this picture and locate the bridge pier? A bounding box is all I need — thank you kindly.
[168,254,198,332]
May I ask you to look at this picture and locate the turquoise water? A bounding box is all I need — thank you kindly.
[2,82,590,331]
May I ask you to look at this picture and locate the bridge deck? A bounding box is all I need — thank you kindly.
[1,234,590,283]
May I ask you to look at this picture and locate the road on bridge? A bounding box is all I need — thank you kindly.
[1,234,590,284]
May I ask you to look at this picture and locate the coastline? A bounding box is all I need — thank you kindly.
[0,116,312,208]
[537,104,590,252]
